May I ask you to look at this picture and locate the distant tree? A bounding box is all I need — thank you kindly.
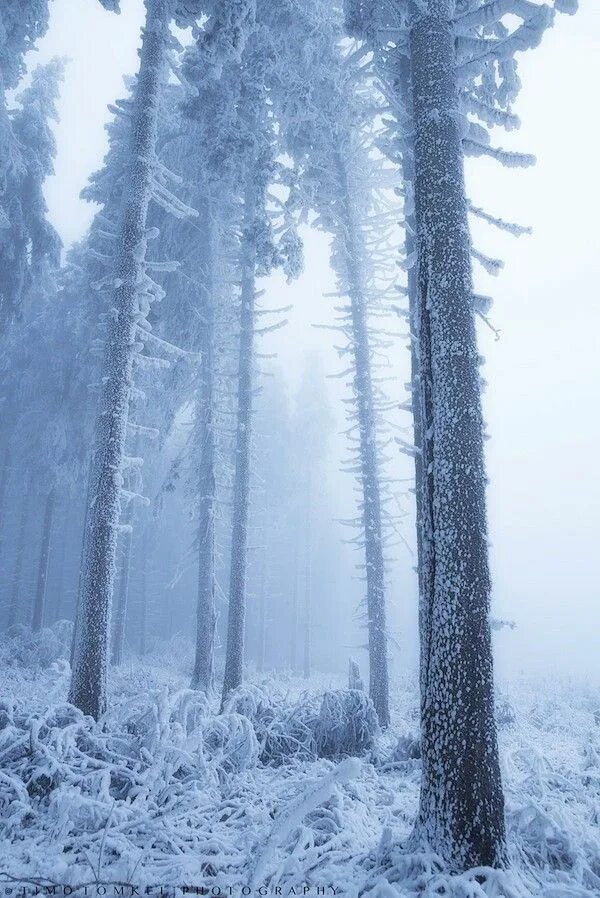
[271,0,402,726]
[291,355,334,680]
[0,57,63,330]
[216,23,303,707]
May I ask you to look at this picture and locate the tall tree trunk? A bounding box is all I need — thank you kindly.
[335,150,390,728]
[191,199,217,693]
[407,0,506,868]
[289,534,299,673]
[392,52,433,709]
[52,504,70,622]
[7,493,28,629]
[70,470,92,666]
[303,467,312,680]
[139,524,148,656]
[221,176,257,708]
[31,486,56,632]
[69,0,170,719]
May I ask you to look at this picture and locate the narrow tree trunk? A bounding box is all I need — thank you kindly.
[53,504,70,622]
[407,0,506,868]
[221,177,257,708]
[191,198,218,693]
[7,493,28,629]
[31,486,56,632]
[289,534,299,673]
[139,524,148,656]
[303,467,312,680]
[69,0,170,719]
[335,150,390,728]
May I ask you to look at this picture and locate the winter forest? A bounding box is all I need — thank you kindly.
[0,0,599,894]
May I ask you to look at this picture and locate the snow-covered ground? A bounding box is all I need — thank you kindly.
[1,627,599,897]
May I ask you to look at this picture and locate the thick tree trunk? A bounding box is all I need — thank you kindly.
[71,472,92,666]
[221,177,257,708]
[407,0,506,868]
[336,151,390,728]
[7,493,28,629]
[391,52,433,708]
[191,199,217,694]
[69,0,170,719]
[31,486,56,632]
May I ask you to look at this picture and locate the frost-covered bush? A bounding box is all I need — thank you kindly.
[223,683,318,763]
[496,693,518,729]
[223,685,380,763]
[315,689,380,758]
[390,733,421,763]
[0,620,73,668]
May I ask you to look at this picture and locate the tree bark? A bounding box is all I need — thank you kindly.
[69,0,170,719]
[221,176,257,708]
[407,0,506,868]
[335,150,390,728]
[31,486,56,632]
[191,198,217,694]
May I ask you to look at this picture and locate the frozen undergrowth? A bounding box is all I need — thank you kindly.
[0,642,599,897]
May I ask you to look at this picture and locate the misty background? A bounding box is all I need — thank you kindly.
[29,0,600,681]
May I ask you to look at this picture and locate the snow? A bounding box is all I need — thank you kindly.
[1,637,599,896]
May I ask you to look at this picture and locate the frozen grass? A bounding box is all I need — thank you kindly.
[0,634,599,896]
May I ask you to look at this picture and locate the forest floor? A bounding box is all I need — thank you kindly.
[0,628,599,897]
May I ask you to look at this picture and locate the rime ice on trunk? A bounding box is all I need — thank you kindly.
[221,177,257,708]
[335,151,390,728]
[69,0,170,719]
[392,52,433,707]
[407,0,506,868]
[31,486,56,632]
[191,198,217,694]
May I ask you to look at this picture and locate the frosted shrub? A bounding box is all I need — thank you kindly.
[202,713,260,775]
[315,689,380,759]
[0,621,73,669]
[223,685,380,763]
[391,733,421,763]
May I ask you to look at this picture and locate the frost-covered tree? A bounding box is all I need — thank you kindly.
[346,0,577,870]
[69,0,200,719]
[206,20,303,706]
[269,0,403,726]
[0,58,63,330]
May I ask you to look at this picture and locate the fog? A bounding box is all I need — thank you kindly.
[30,0,600,682]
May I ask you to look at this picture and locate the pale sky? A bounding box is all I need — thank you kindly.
[31,0,600,681]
